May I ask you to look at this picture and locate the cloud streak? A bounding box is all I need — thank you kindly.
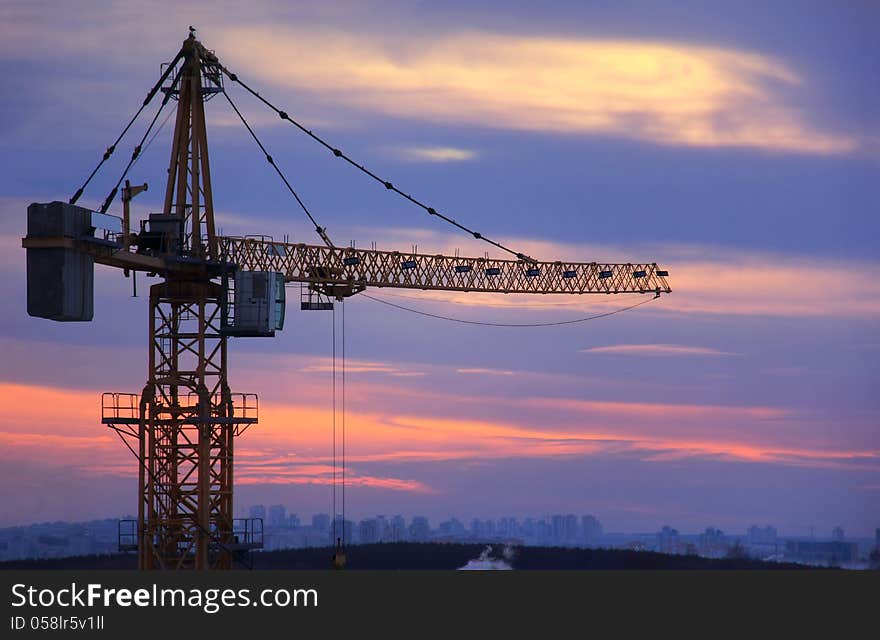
[3,381,875,479]
[394,146,477,162]
[214,27,856,154]
[582,344,741,357]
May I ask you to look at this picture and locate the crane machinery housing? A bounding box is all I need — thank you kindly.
[22,31,671,570]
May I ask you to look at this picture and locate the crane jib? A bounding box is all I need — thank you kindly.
[216,236,671,296]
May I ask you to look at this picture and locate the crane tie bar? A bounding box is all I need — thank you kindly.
[69,47,186,207]
[222,90,334,248]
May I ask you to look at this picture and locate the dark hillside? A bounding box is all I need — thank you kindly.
[0,542,811,570]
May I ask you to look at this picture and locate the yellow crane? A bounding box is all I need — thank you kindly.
[22,32,670,570]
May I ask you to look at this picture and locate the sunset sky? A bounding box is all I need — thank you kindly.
[0,1,877,536]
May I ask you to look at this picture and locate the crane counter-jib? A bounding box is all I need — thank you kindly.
[215,236,671,296]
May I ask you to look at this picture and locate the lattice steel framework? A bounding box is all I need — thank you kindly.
[217,237,672,296]
[100,35,259,570]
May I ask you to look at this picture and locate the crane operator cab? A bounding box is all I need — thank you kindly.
[331,537,347,570]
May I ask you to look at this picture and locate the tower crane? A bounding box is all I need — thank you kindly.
[22,32,671,570]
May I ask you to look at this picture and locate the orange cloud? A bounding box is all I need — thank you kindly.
[214,28,855,154]
[582,344,741,357]
[524,397,791,421]
[456,368,515,376]
[298,357,425,377]
[1,381,876,488]
[0,382,104,435]
[394,146,477,163]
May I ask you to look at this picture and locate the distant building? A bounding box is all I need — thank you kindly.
[409,516,430,542]
[312,513,330,532]
[288,513,301,529]
[438,518,466,539]
[563,515,578,545]
[521,518,536,542]
[536,519,552,546]
[698,527,727,557]
[498,517,518,539]
[581,515,603,545]
[657,526,680,554]
[358,518,380,545]
[268,505,287,529]
[786,540,858,566]
[249,504,266,521]
[831,526,845,541]
[330,516,354,546]
[389,515,407,542]
[746,525,779,559]
[747,525,777,546]
[550,515,578,545]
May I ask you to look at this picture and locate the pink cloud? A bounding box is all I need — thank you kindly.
[582,344,741,357]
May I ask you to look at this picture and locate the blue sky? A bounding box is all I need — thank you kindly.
[0,0,877,536]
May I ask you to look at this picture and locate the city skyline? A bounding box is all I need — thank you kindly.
[1,1,878,537]
[2,511,877,568]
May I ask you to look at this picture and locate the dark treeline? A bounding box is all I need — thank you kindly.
[0,542,814,570]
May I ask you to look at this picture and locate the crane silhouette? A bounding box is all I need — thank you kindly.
[22,32,670,570]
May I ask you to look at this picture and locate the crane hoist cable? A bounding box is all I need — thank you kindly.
[331,304,337,539]
[360,291,659,327]
[69,47,186,207]
[217,64,536,263]
[342,298,346,541]
[330,301,348,551]
[222,90,335,248]
[98,64,185,215]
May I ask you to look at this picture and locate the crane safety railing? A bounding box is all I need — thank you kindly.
[216,236,671,295]
[101,392,259,425]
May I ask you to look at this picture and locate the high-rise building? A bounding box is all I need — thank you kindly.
[249,504,266,521]
[268,504,287,529]
[551,515,565,545]
[288,513,301,529]
[536,519,552,545]
[521,518,536,542]
[312,513,330,532]
[656,526,680,554]
[831,526,845,541]
[698,527,727,557]
[498,517,518,539]
[747,525,777,546]
[438,518,466,539]
[786,540,857,566]
[390,515,407,542]
[409,516,430,542]
[563,515,578,545]
[581,515,603,545]
[330,516,354,546]
[358,518,380,545]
